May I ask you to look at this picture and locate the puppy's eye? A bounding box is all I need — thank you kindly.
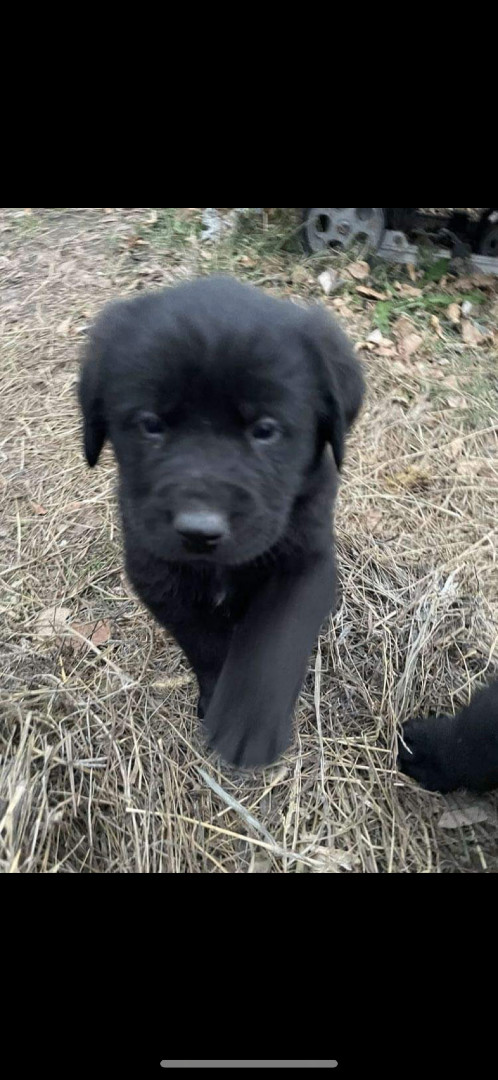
[249,418,281,444]
[138,413,164,440]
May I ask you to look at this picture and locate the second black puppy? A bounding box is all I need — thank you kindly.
[399,681,498,793]
[80,277,364,767]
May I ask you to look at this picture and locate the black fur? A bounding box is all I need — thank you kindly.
[399,681,498,793]
[79,276,364,768]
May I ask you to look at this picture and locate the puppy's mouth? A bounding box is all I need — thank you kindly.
[180,535,222,557]
[150,524,281,568]
[126,494,291,568]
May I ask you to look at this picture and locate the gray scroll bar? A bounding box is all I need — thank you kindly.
[160,1064,338,1070]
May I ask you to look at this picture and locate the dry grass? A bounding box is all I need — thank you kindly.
[1,207,497,874]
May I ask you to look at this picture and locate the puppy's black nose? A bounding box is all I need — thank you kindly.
[174,510,229,549]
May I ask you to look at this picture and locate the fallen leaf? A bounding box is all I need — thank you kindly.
[394,282,422,298]
[248,856,272,874]
[471,272,496,291]
[58,316,72,337]
[430,315,443,338]
[291,265,309,285]
[365,511,383,532]
[385,467,431,493]
[70,620,111,653]
[393,315,415,340]
[365,328,395,351]
[401,333,423,358]
[447,303,461,326]
[447,395,467,410]
[439,806,490,830]
[318,269,340,296]
[448,437,464,460]
[456,460,483,477]
[31,503,47,516]
[310,847,358,873]
[348,260,370,282]
[356,285,387,301]
[462,320,485,346]
[152,675,194,691]
[407,263,418,284]
[33,606,72,641]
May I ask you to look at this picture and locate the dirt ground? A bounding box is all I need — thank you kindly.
[1,207,497,874]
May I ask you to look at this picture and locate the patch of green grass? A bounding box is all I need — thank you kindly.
[372,290,486,333]
[421,257,451,284]
[216,210,299,261]
[143,208,201,252]
[11,212,42,234]
[198,210,300,283]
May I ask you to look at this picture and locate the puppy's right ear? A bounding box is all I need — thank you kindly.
[79,338,107,468]
[305,309,365,471]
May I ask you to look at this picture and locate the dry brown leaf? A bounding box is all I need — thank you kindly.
[448,437,464,460]
[71,620,111,653]
[407,263,418,283]
[471,272,496,291]
[456,460,483,477]
[447,303,461,326]
[395,282,422,298]
[33,606,72,641]
[248,856,272,874]
[462,320,484,346]
[31,503,47,516]
[58,316,72,337]
[310,847,359,873]
[356,285,387,301]
[393,315,415,340]
[439,806,490,830]
[400,333,423,358]
[365,511,383,532]
[447,395,467,410]
[291,265,308,285]
[385,467,431,493]
[430,315,443,338]
[348,261,370,282]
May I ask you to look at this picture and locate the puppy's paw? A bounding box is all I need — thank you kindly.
[398,716,459,793]
[206,709,292,770]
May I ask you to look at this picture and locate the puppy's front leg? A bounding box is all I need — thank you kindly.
[204,556,336,768]
[153,613,232,720]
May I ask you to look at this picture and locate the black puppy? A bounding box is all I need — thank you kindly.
[399,681,498,793]
[79,276,364,768]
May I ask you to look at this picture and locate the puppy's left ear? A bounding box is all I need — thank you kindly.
[79,337,107,468]
[305,309,365,469]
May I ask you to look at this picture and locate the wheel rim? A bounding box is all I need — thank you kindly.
[304,207,385,252]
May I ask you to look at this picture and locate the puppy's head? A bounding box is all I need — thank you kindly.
[80,277,364,566]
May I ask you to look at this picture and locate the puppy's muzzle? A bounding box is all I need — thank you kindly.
[173,508,230,554]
